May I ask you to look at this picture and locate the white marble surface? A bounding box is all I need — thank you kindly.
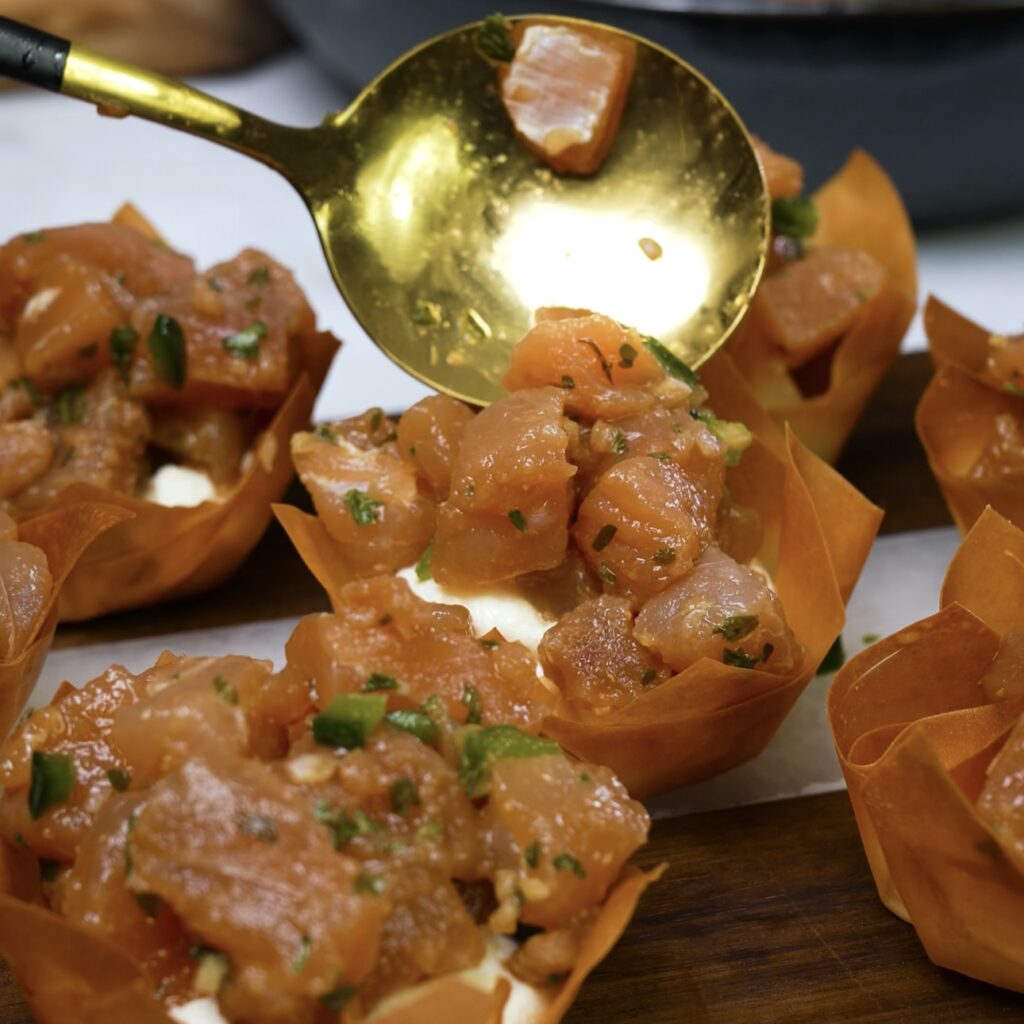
[0,51,1022,421]
[32,527,961,817]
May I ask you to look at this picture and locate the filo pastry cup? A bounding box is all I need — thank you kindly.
[37,330,337,622]
[719,149,918,465]
[277,352,882,799]
[0,502,130,736]
[916,295,1024,534]
[828,506,1024,992]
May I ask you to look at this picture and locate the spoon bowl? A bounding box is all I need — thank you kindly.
[0,14,769,405]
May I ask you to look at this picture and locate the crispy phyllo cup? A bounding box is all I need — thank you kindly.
[36,330,336,622]
[722,150,917,464]
[0,503,130,735]
[538,353,881,796]
[829,507,1024,992]
[917,296,1024,533]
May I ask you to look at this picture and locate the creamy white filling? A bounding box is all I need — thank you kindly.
[169,937,547,1024]
[144,464,218,508]
[396,566,552,654]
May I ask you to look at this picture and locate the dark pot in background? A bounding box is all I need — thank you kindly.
[268,0,1024,227]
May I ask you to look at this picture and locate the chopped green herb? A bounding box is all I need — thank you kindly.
[643,336,698,387]
[212,675,238,705]
[109,325,139,382]
[459,725,560,795]
[147,313,187,389]
[415,819,444,844]
[553,852,587,879]
[415,540,434,582]
[412,299,442,325]
[579,770,592,783]
[28,751,76,820]
[344,488,382,526]
[561,374,576,390]
[237,813,278,842]
[652,547,676,565]
[222,321,266,360]
[592,523,617,551]
[291,933,312,974]
[54,385,86,425]
[640,667,657,686]
[691,408,752,467]
[465,481,476,498]
[106,768,131,792]
[610,428,628,456]
[319,985,357,1011]
[363,672,400,692]
[312,693,388,748]
[462,684,483,725]
[816,635,846,676]
[39,859,61,882]
[207,276,222,292]
[314,801,363,849]
[59,446,75,467]
[475,13,516,62]
[713,614,759,643]
[479,637,500,650]
[390,777,421,817]
[507,508,527,532]
[618,342,638,368]
[18,376,41,405]
[369,409,383,431]
[648,451,671,462]
[23,231,47,243]
[13,832,26,849]
[77,343,98,360]
[771,196,819,240]
[524,840,541,868]
[723,643,774,670]
[861,633,880,646]
[385,708,439,746]
[315,424,338,444]
[580,338,614,381]
[353,872,387,896]
[246,265,271,287]
[672,422,685,434]
[598,563,617,585]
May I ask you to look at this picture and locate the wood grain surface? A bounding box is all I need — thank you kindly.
[5,352,1023,1022]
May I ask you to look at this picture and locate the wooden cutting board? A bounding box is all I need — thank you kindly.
[2,353,1022,1022]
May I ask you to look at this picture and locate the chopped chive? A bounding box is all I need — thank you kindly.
[353,872,387,895]
[416,819,444,843]
[246,265,271,287]
[771,196,819,240]
[816,636,846,675]
[713,615,759,642]
[610,428,628,456]
[147,313,187,389]
[598,563,617,585]
[553,852,586,879]
[363,672,400,692]
[291,933,312,974]
[319,985,357,1011]
[222,321,266,360]
[640,667,657,685]
[415,541,434,582]
[462,684,483,725]
[560,374,575,390]
[23,230,47,243]
[723,643,774,670]
[507,508,527,532]
[344,488,382,526]
[524,840,541,868]
[861,633,880,646]
[652,547,676,565]
[648,452,671,462]
[18,376,41,405]
[207,276,222,292]
[385,708,439,746]
[642,336,698,388]
[314,424,338,444]
[28,751,76,820]
[618,342,638,368]
[592,524,617,551]
[390,777,421,817]
[459,726,560,795]
[212,675,238,705]
[106,768,131,792]
[54,385,86,425]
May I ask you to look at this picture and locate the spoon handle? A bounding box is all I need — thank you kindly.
[0,16,302,179]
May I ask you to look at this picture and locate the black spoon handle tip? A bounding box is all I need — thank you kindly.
[0,15,69,92]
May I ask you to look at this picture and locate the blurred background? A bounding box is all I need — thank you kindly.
[1,0,1022,415]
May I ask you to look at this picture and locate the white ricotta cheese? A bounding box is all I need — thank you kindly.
[396,566,553,653]
[144,464,218,508]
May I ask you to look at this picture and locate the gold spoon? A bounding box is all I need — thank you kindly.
[0,14,768,406]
